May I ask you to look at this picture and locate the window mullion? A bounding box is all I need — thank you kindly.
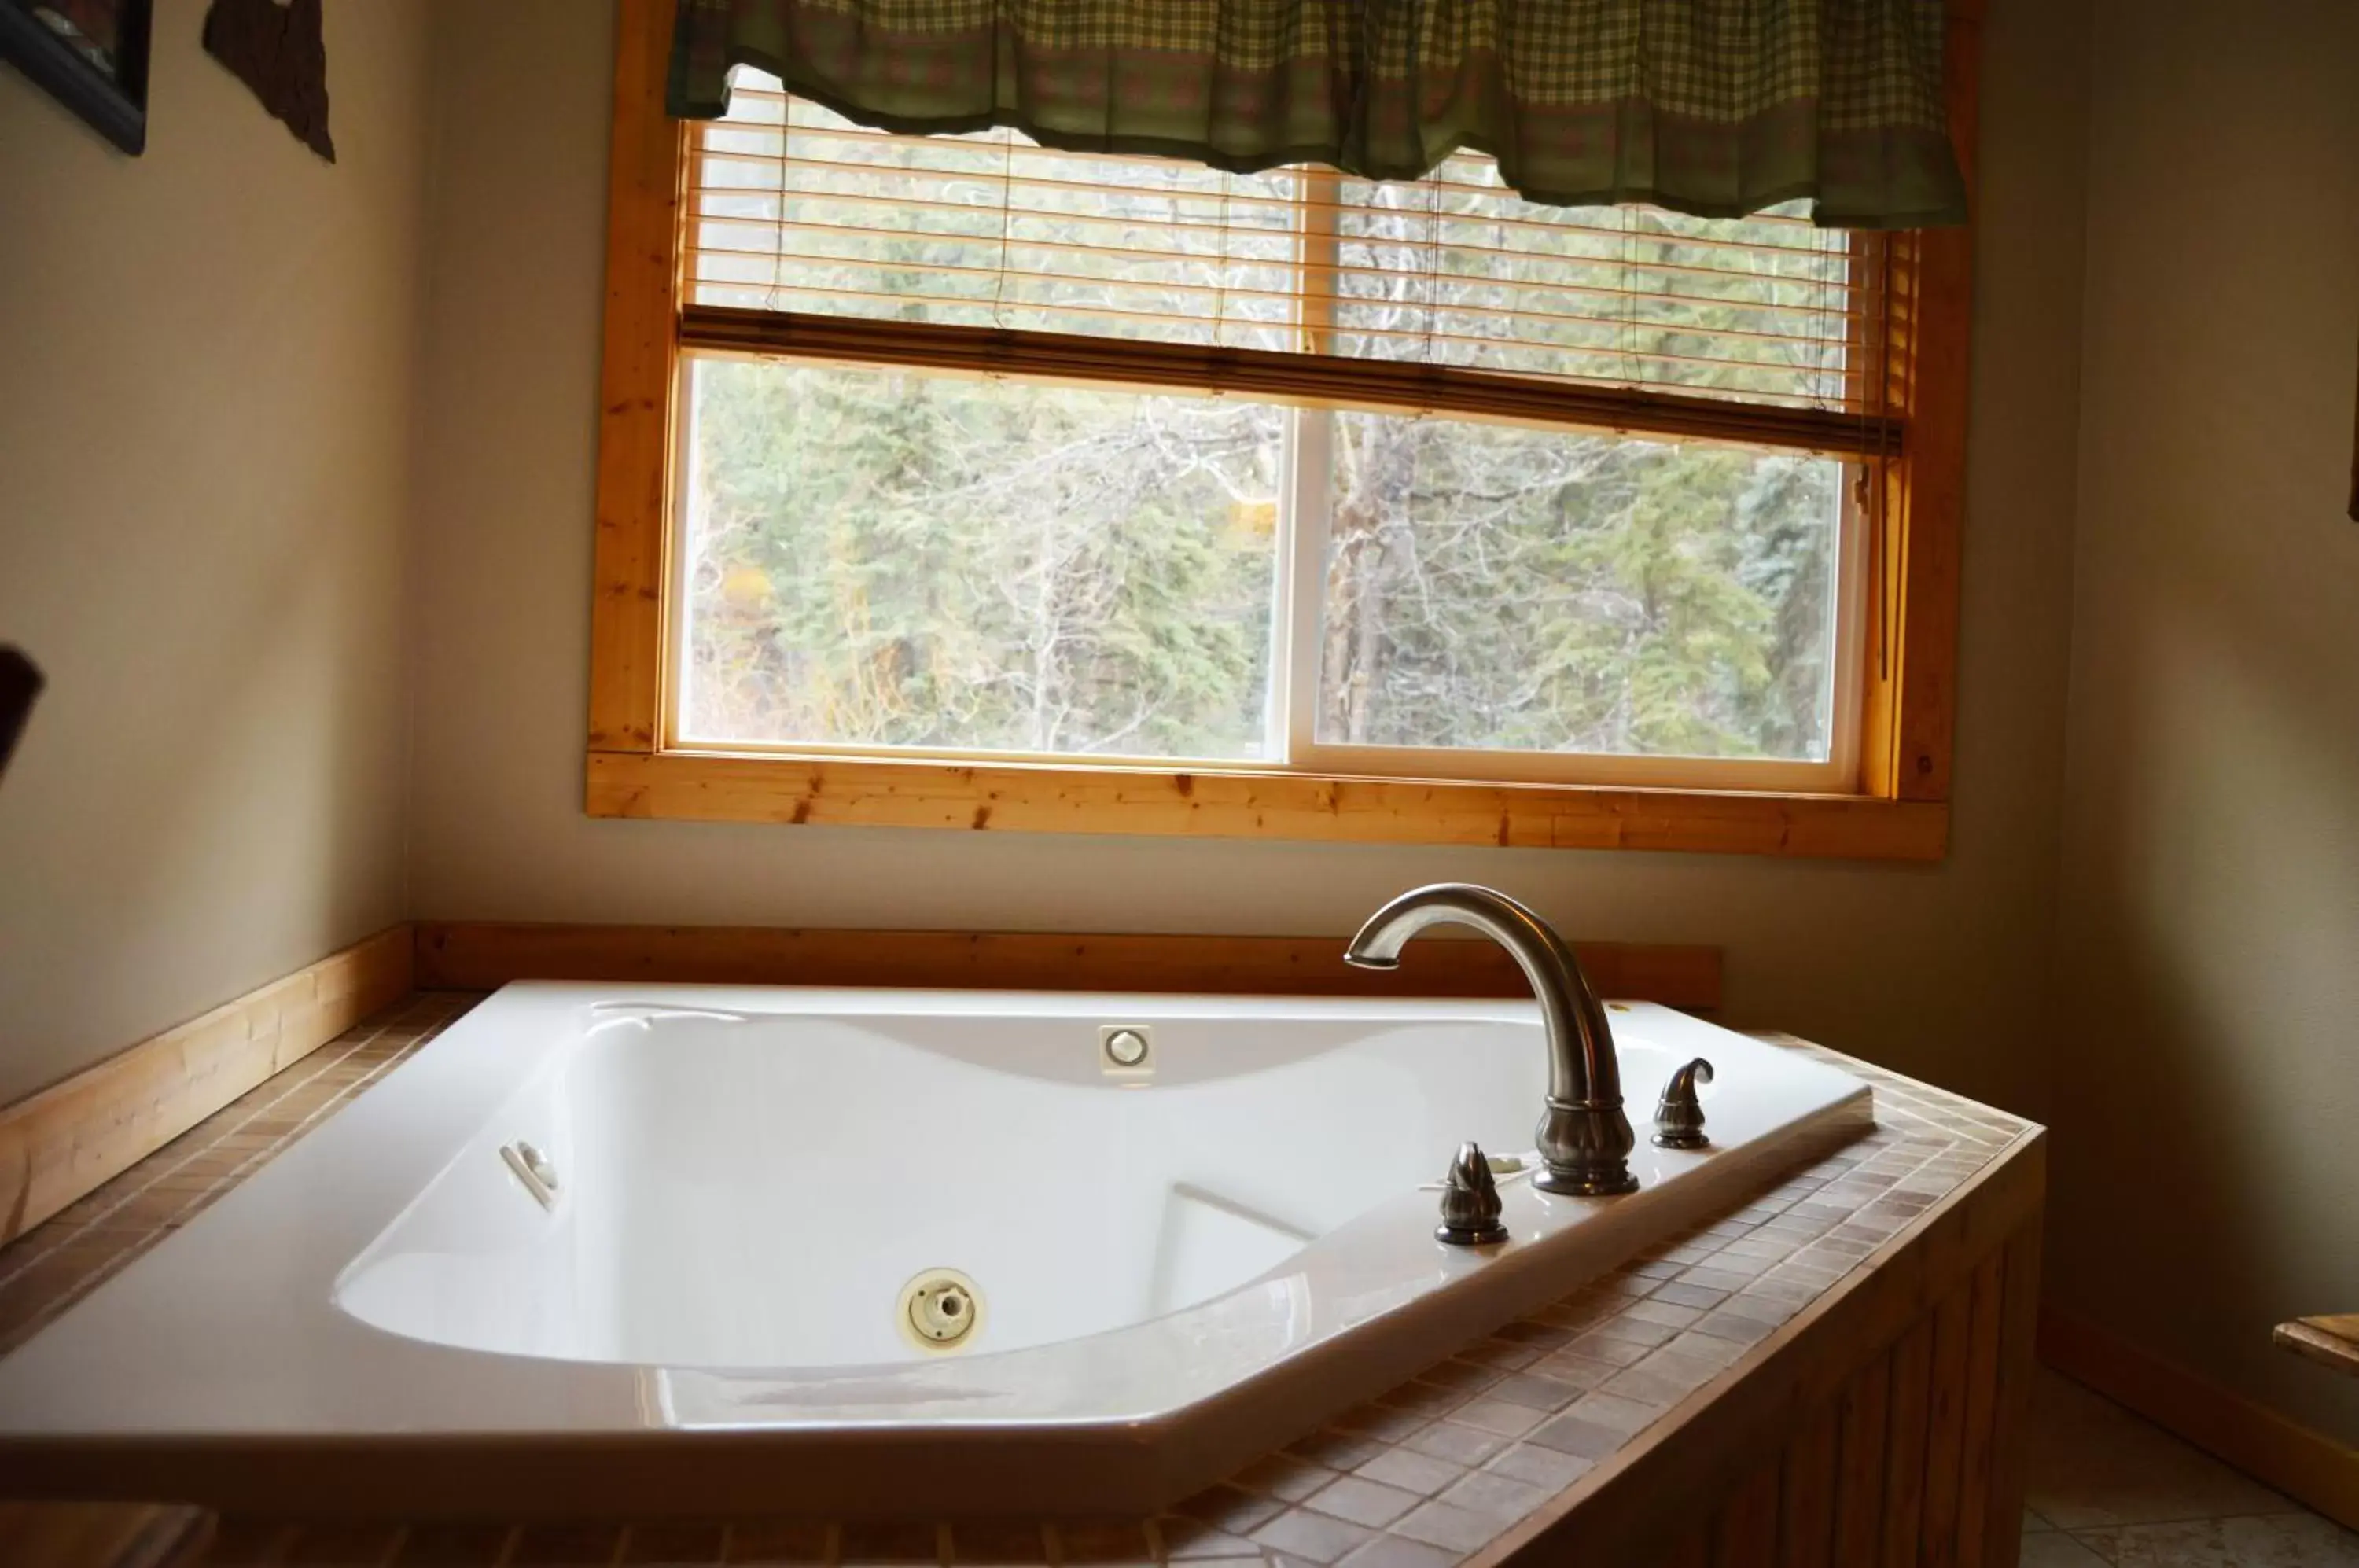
[1272,167,1341,769]
[1277,407,1332,767]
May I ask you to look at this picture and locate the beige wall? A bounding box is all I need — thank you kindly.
[2049,0,2359,1439]
[0,2,432,1104]
[407,0,2088,1119]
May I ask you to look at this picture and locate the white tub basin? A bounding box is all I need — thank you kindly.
[0,983,1870,1517]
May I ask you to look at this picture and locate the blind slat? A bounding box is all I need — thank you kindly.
[683,237,1868,352]
[686,280,1852,399]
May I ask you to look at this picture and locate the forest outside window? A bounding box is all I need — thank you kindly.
[679,362,1857,790]
[589,13,1974,859]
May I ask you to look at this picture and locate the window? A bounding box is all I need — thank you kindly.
[591,0,1974,858]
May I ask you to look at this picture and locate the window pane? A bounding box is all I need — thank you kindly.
[679,357,1284,760]
[1317,413,1846,762]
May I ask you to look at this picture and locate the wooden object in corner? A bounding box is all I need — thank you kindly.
[2276,1316,2359,1378]
[411,920,1724,1011]
[0,1503,211,1568]
[0,928,413,1247]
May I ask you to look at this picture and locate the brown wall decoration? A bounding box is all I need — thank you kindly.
[201,0,330,162]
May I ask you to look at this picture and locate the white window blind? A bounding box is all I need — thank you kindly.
[680,79,1897,457]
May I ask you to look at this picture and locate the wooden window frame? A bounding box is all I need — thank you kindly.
[585,0,1980,861]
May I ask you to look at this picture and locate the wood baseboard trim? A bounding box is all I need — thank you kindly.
[412,920,1723,1010]
[2039,1306,2359,1531]
[0,927,414,1247]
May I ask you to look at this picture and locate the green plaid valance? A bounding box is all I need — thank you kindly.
[668,0,1967,230]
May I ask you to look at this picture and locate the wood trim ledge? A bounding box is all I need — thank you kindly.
[412,921,1724,1010]
[587,750,1952,861]
[0,928,414,1247]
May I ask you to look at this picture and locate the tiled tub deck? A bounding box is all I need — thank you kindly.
[0,995,2035,1567]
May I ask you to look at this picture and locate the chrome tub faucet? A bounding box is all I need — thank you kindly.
[1345,883,1639,1198]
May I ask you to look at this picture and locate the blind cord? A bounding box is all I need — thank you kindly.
[991,127,1014,332]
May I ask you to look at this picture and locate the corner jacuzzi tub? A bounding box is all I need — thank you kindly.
[0,984,1871,1518]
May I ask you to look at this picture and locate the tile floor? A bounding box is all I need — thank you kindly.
[2021,1369,2359,1566]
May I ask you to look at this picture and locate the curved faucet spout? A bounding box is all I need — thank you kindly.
[1346,884,1638,1197]
[1345,885,1620,1108]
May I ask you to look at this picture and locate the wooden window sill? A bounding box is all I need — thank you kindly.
[585,749,1949,860]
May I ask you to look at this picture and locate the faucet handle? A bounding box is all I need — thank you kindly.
[1435,1142,1510,1246]
[1652,1058,1714,1149]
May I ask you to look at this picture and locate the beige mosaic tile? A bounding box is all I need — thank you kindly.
[0,1007,2036,1567]
[0,991,477,1356]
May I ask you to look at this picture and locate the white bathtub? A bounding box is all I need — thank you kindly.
[0,984,1871,1518]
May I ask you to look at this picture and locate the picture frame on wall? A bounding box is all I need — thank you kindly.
[0,0,152,153]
